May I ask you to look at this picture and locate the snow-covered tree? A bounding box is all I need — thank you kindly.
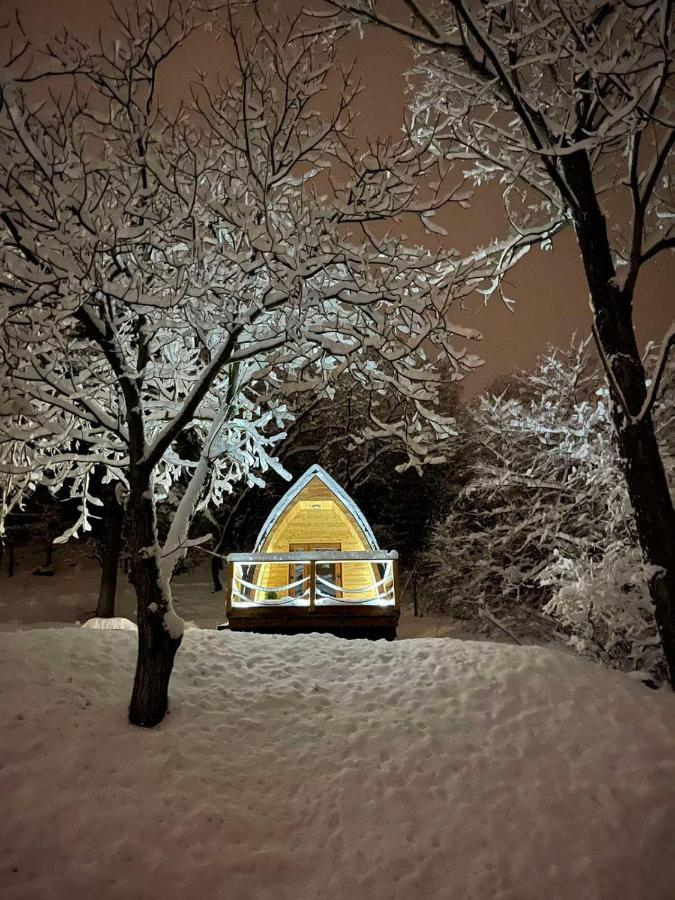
[209,365,464,591]
[425,340,673,681]
[325,0,675,683]
[0,2,497,725]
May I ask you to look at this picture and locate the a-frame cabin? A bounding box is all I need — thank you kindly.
[224,465,400,639]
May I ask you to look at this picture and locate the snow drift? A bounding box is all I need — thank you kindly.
[1,628,673,899]
[81,617,137,631]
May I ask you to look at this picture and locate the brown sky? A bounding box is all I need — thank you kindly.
[10,0,675,396]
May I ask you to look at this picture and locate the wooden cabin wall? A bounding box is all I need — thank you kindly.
[255,477,378,599]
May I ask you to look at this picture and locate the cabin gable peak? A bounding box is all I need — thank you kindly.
[253,464,379,552]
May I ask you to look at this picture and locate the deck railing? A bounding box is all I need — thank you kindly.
[224,550,399,614]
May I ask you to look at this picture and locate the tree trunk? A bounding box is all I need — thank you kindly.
[126,471,182,727]
[568,154,675,684]
[612,413,675,682]
[95,496,124,618]
[129,612,182,728]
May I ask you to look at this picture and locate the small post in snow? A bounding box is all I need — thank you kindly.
[224,561,234,617]
[393,558,401,610]
[309,560,316,611]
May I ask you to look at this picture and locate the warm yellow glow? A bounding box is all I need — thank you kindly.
[254,476,378,599]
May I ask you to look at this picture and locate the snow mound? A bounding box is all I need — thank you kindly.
[80,616,137,631]
[1,629,674,899]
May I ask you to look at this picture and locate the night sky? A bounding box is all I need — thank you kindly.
[13,0,674,396]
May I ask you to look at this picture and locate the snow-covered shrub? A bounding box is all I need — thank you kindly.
[541,545,665,682]
[425,340,672,681]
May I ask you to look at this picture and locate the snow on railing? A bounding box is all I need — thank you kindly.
[225,551,399,611]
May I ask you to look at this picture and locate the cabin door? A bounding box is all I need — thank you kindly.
[289,543,342,599]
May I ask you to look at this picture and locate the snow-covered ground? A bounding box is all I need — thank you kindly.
[0,544,220,629]
[1,626,673,899]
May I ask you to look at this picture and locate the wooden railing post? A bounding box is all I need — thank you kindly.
[224,561,234,617]
[309,560,316,611]
[392,558,400,609]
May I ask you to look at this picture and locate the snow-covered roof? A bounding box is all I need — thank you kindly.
[253,464,380,552]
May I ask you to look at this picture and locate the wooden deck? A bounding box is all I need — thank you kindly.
[227,604,400,640]
[224,551,400,639]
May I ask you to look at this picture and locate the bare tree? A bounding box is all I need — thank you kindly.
[325,0,675,683]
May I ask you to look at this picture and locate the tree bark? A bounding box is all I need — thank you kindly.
[95,495,124,618]
[126,470,182,727]
[613,413,675,683]
[567,152,675,684]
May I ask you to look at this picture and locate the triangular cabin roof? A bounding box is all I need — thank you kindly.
[253,464,379,552]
